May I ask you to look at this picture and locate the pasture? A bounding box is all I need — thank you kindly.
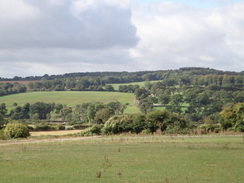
[110,80,161,91]
[0,135,243,183]
[0,91,140,113]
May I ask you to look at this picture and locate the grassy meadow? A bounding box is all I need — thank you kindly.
[111,81,147,90]
[0,135,243,183]
[110,80,161,91]
[0,91,140,113]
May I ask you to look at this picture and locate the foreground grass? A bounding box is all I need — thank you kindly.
[0,91,139,113]
[0,136,243,183]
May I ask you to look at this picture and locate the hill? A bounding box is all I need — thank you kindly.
[0,91,139,113]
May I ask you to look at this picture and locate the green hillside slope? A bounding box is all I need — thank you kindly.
[0,91,139,113]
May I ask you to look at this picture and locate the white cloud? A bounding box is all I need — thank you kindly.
[0,0,244,78]
[130,1,244,71]
[0,0,40,22]
[0,0,138,49]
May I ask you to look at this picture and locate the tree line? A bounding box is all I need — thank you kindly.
[0,101,127,128]
[0,83,27,96]
[1,67,243,92]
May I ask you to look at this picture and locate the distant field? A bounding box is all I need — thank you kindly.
[110,80,161,90]
[0,91,140,113]
[0,136,243,183]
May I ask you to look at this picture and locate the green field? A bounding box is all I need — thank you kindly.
[0,135,243,183]
[110,80,161,91]
[0,91,140,113]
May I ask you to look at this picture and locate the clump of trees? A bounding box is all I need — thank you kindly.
[0,83,26,96]
[93,110,188,135]
[220,103,244,132]
[4,101,127,124]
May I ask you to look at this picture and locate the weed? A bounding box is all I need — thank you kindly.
[186,176,189,183]
[187,145,193,150]
[104,156,109,163]
[165,177,170,183]
[21,146,27,152]
[222,143,229,149]
[96,155,112,177]
[96,171,102,178]
[116,170,122,176]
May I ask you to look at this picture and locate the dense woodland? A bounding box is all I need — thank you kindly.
[0,67,244,135]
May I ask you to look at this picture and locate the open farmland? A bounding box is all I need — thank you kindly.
[0,135,243,183]
[110,80,161,91]
[0,91,139,113]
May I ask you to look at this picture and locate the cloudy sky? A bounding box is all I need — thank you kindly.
[0,0,244,78]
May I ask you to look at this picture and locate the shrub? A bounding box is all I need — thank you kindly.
[81,125,103,136]
[65,126,74,130]
[131,114,147,134]
[102,115,134,134]
[57,125,65,130]
[0,129,5,140]
[4,122,30,139]
[198,124,221,133]
[34,124,53,131]
[73,124,87,129]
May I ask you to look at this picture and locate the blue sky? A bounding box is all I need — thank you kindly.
[0,0,244,77]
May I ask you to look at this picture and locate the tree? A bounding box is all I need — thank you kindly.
[55,103,63,114]
[159,95,170,105]
[107,101,126,114]
[167,94,183,114]
[22,103,30,119]
[0,114,8,129]
[138,98,153,114]
[60,107,72,121]
[95,108,112,124]
[220,103,244,131]
[4,122,30,139]
[11,106,23,120]
[131,114,147,133]
[0,103,7,116]
[146,110,171,133]
[30,102,53,120]
[104,85,115,91]
[134,88,150,100]
[86,104,96,123]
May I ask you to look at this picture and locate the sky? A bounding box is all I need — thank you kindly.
[0,0,244,78]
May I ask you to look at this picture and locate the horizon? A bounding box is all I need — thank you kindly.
[1,67,243,80]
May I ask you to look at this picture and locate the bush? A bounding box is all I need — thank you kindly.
[73,124,87,129]
[65,126,74,130]
[198,124,221,133]
[0,129,5,140]
[34,124,54,131]
[4,122,30,139]
[102,115,134,134]
[57,125,65,130]
[80,125,103,136]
